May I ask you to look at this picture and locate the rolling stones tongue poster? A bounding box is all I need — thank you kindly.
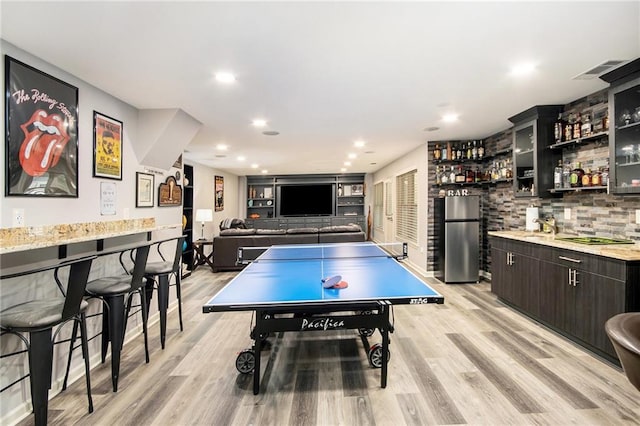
[5,56,79,197]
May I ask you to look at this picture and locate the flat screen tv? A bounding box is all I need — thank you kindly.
[277,184,335,216]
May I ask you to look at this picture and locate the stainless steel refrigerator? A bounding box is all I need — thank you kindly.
[434,195,480,283]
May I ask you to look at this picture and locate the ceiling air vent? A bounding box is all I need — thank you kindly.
[573,60,627,80]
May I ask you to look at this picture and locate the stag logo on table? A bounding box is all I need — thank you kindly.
[300,317,345,331]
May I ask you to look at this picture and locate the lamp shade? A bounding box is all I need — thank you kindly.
[195,209,213,223]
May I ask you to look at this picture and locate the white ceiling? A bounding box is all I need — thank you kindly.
[2,1,639,176]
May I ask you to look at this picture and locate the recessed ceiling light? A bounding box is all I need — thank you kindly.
[510,62,536,76]
[214,71,236,83]
[250,163,259,169]
[354,140,366,148]
[344,161,351,166]
[261,169,268,174]
[252,119,267,127]
[348,153,357,159]
[237,156,246,162]
[341,167,347,172]
[442,113,459,123]
[216,144,228,151]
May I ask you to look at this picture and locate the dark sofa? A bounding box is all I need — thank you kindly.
[212,224,366,272]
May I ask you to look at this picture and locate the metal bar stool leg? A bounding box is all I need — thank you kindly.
[28,329,54,426]
[62,315,80,391]
[104,294,125,392]
[156,274,170,349]
[175,272,184,331]
[79,312,94,412]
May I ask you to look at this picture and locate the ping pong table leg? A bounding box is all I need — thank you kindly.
[252,310,262,395]
[380,305,391,388]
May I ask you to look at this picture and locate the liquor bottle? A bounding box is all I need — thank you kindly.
[455,166,466,183]
[465,168,474,183]
[477,139,485,159]
[434,143,441,161]
[601,166,609,188]
[570,162,584,187]
[554,160,563,189]
[475,166,482,183]
[466,142,472,160]
[448,166,456,183]
[554,113,565,143]
[440,166,449,184]
[456,143,462,160]
[446,142,452,161]
[562,161,572,188]
[564,118,573,142]
[591,168,601,186]
[471,140,478,160]
[441,143,448,160]
[505,159,513,179]
[581,168,592,187]
[572,114,582,140]
[581,114,592,138]
[435,166,442,185]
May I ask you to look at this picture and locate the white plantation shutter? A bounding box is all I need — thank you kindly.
[396,170,417,243]
[373,182,384,229]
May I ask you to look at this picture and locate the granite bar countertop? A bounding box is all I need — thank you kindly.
[0,219,181,255]
[488,231,640,262]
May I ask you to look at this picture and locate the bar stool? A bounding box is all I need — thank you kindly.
[0,255,95,426]
[81,243,151,392]
[142,235,186,349]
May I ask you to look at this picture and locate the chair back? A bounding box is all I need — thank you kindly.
[60,256,96,320]
[605,313,640,392]
[170,236,187,272]
[129,244,151,291]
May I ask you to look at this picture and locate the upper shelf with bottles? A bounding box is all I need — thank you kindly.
[432,140,487,163]
[549,109,609,150]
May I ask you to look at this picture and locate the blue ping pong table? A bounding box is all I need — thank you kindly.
[202,242,444,394]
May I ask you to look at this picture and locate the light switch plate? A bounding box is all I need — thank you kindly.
[564,208,571,220]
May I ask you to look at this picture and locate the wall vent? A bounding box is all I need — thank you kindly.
[573,60,628,80]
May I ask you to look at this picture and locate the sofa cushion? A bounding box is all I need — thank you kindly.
[318,224,362,233]
[220,228,256,236]
[286,227,318,234]
[256,229,286,235]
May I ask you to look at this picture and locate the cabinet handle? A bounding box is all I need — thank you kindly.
[568,268,573,286]
[573,269,579,287]
[559,256,582,264]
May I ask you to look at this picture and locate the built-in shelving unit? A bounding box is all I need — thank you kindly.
[181,164,193,278]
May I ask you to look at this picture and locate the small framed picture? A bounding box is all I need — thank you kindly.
[136,172,154,208]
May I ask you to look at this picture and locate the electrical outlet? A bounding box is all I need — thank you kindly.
[12,208,25,227]
[636,209,640,225]
[564,208,571,220]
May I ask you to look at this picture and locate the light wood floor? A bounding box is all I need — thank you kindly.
[29,267,640,426]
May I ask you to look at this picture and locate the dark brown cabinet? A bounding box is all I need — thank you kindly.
[490,236,639,362]
[490,239,540,317]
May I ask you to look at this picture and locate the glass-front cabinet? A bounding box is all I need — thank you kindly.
[609,79,640,194]
[508,105,562,198]
[601,58,640,194]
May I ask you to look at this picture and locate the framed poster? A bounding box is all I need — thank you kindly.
[158,175,182,207]
[93,111,123,180]
[4,56,79,197]
[215,175,224,211]
[136,172,154,208]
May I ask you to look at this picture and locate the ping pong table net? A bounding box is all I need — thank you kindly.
[237,242,408,265]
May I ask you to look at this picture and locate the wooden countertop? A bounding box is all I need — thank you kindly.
[488,231,640,262]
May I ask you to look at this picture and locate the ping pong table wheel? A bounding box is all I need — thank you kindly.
[235,349,256,374]
[368,343,390,368]
[358,328,375,337]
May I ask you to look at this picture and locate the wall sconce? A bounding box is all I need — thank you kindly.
[195,209,213,240]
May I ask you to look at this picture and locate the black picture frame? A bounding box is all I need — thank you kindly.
[93,111,123,180]
[136,172,154,208]
[4,55,79,197]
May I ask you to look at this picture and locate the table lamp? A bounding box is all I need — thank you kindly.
[195,208,213,240]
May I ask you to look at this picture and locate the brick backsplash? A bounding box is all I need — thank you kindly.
[427,88,640,274]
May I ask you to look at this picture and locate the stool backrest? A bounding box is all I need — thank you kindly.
[170,236,187,272]
[129,244,151,291]
[60,256,95,320]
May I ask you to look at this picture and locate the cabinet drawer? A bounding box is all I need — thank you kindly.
[489,237,540,258]
[539,246,627,281]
